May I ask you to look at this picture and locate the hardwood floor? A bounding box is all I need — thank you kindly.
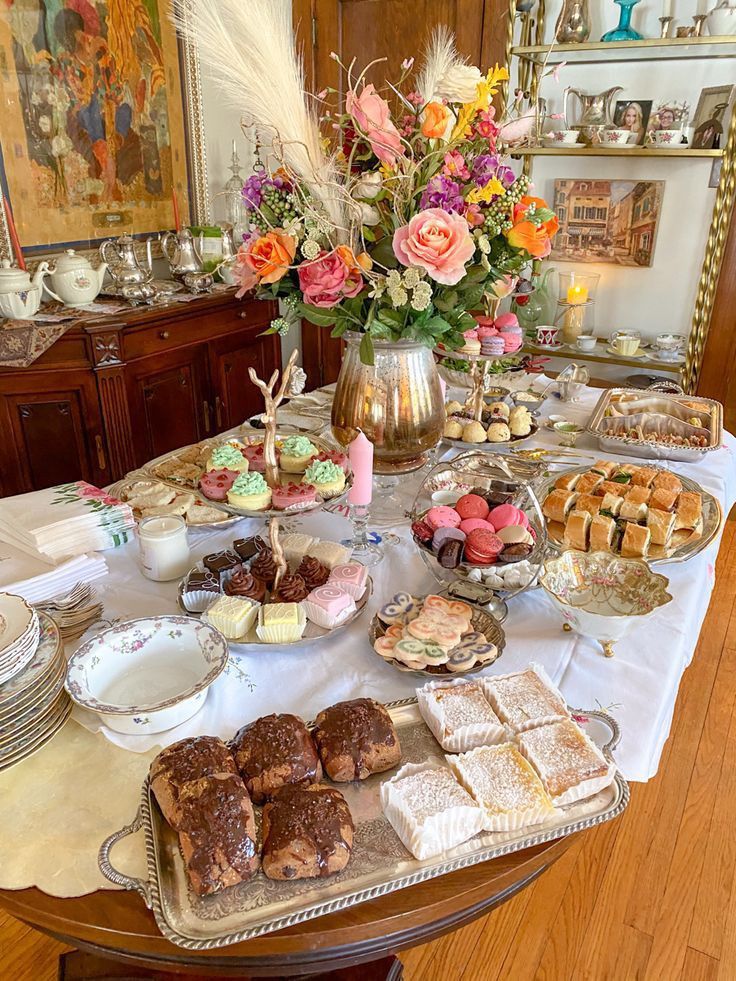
[1,513,735,981]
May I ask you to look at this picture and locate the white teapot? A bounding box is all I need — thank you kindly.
[0,260,49,319]
[43,249,108,306]
[707,0,736,34]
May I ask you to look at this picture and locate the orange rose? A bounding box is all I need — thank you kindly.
[514,196,560,239]
[421,101,451,139]
[246,230,296,284]
[335,245,365,294]
[505,221,552,258]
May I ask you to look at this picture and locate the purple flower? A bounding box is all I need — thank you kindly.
[420,175,465,213]
[242,167,290,210]
[471,154,500,185]
[497,165,516,187]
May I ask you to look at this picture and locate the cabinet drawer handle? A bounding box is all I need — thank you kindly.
[203,400,211,432]
[159,330,170,340]
[95,435,107,471]
[215,395,223,429]
[238,311,248,319]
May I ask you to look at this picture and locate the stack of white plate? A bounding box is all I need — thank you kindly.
[0,610,71,771]
[0,593,40,684]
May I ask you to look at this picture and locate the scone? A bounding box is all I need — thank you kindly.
[313,698,401,781]
[262,784,354,880]
[232,713,322,804]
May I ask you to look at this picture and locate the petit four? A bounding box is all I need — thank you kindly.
[417,679,506,752]
[306,541,353,570]
[433,526,467,550]
[198,468,239,501]
[280,533,316,566]
[448,744,556,832]
[301,459,346,498]
[303,585,357,628]
[224,568,267,602]
[483,666,569,732]
[232,713,322,803]
[181,570,220,612]
[380,761,483,860]
[297,555,331,589]
[241,442,275,472]
[262,784,354,880]
[228,471,272,510]
[518,719,615,805]
[205,443,249,473]
[256,603,307,644]
[313,698,401,781]
[233,536,268,562]
[328,562,369,599]
[204,595,260,640]
[271,482,317,510]
[203,549,241,583]
[279,435,319,473]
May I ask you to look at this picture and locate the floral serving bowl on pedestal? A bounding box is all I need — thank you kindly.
[65,615,228,734]
[539,551,673,657]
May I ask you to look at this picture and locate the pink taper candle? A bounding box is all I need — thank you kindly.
[348,431,373,506]
[438,376,447,401]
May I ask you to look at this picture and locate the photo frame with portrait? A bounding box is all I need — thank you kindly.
[613,100,652,146]
[691,85,734,150]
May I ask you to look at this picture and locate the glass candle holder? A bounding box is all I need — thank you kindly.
[554,270,600,344]
[138,515,191,582]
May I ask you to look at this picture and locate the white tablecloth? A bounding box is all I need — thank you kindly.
[71,383,736,783]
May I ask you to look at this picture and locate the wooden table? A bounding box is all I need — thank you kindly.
[0,837,571,980]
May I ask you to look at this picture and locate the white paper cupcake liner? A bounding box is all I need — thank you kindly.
[482,662,570,733]
[417,679,508,752]
[326,577,366,600]
[518,722,617,806]
[380,762,484,861]
[255,605,307,644]
[180,590,220,614]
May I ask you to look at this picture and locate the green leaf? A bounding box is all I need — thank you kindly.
[330,321,348,338]
[362,226,377,242]
[296,302,338,327]
[461,284,485,310]
[370,237,399,269]
[377,307,403,326]
[359,332,375,365]
[463,264,489,285]
[423,315,452,337]
[369,319,394,341]
[434,290,458,312]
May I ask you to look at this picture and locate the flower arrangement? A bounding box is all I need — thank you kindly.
[175,2,558,363]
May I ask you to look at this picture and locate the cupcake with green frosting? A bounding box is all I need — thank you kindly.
[227,470,272,510]
[205,442,248,473]
[302,459,346,498]
[279,435,319,473]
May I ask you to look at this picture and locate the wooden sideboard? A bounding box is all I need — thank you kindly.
[0,292,280,496]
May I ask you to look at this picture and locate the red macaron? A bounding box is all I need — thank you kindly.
[455,493,490,521]
[464,527,504,565]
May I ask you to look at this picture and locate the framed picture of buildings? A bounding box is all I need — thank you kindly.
[0,0,204,258]
[550,179,665,267]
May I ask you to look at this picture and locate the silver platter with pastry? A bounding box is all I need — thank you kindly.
[108,474,238,528]
[442,395,539,450]
[539,459,722,564]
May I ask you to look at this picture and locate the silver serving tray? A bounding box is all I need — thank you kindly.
[99,700,629,950]
[586,389,723,463]
[539,465,723,564]
[107,473,239,528]
[138,432,352,519]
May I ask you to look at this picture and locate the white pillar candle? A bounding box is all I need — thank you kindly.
[662,0,672,18]
[138,515,191,582]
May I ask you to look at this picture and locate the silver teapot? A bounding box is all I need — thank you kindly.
[161,228,203,280]
[100,235,153,289]
[564,86,623,143]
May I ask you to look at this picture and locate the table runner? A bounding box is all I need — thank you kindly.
[0,382,734,897]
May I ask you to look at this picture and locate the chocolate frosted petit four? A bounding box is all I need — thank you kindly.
[482,665,570,733]
[448,744,555,832]
[303,584,356,628]
[255,603,307,644]
[417,679,506,752]
[203,595,260,640]
[233,536,268,562]
[518,719,615,806]
[181,570,220,612]
[270,572,309,603]
[380,761,483,860]
[203,549,241,583]
[232,713,322,804]
[224,568,267,603]
[313,698,401,782]
[297,555,330,590]
[262,784,354,880]
[250,548,278,587]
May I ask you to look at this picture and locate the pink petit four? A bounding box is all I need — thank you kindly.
[328,562,368,599]
[198,469,239,501]
[488,504,529,530]
[303,585,356,628]
[242,443,278,473]
[426,505,462,530]
[271,482,317,510]
[313,449,350,473]
[459,517,495,535]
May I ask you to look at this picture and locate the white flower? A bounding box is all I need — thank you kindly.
[411,282,432,309]
[386,269,402,290]
[352,172,382,200]
[403,267,422,289]
[389,286,408,308]
[435,64,483,104]
[301,239,321,260]
[368,277,386,299]
[477,234,491,255]
[359,202,381,226]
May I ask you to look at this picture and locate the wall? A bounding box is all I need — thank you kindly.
[510,1,730,348]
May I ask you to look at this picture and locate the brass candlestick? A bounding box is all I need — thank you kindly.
[692,13,707,34]
[247,347,299,487]
[658,15,673,36]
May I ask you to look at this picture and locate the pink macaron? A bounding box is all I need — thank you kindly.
[425,505,462,530]
[488,504,529,531]
[459,517,496,535]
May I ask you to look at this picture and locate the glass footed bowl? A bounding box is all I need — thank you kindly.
[539,550,673,657]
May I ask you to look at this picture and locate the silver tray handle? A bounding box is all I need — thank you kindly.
[98,808,153,909]
[572,707,622,759]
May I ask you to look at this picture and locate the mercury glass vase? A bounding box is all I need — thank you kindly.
[331,333,445,475]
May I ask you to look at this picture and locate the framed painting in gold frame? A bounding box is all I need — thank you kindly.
[0,0,209,259]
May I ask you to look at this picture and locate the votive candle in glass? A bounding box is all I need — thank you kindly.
[138,515,191,582]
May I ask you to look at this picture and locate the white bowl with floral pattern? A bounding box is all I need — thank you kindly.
[65,615,228,734]
[540,550,672,657]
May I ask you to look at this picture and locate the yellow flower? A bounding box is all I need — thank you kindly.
[450,64,510,141]
[466,178,505,204]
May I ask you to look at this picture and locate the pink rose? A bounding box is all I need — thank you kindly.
[298,246,364,308]
[392,208,475,286]
[346,84,404,166]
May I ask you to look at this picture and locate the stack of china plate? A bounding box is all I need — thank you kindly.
[0,592,40,684]
[0,610,71,771]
